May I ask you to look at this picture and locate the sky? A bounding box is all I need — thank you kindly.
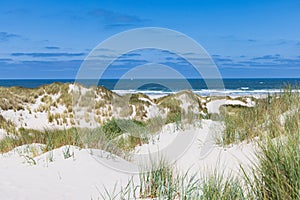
[0,0,300,79]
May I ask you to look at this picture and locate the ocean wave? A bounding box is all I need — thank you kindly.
[113,88,299,97]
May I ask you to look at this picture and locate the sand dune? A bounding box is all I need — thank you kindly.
[0,120,256,199]
[0,83,258,199]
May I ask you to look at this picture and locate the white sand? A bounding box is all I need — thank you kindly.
[0,120,256,199]
[134,120,255,176]
[0,87,260,199]
[206,98,255,114]
[0,128,7,140]
[0,145,137,200]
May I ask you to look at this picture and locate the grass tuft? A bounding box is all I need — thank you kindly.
[220,86,300,145]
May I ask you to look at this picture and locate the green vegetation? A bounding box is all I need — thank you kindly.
[0,82,74,112]
[101,161,247,199]
[144,116,165,134]
[62,145,74,159]
[101,130,299,199]
[159,96,182,124]
[200,174,245,200]
[0,86,38,111]
[0,83,207,129]
[220,86,300,145]
[0,84,298,199]
[100,87,299,200]
[0,118,150,157]
[157,91,205,125]
[129,94,150,120]
[139,160,179,199]
[243,133,300,200]
[128,93,151,106]
[95,86,115,102]
[43,82,63,95]
[101,118,148,152]
[0,114,16,134]
[0,128,82,153]
[101,118,124,140]
[0,127,111,155]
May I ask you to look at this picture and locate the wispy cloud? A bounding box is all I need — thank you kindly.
[252,54,281,60]
[88,8,145,28]
[45,46,60,50]
[2,50,299,78]
[11,52,85,57]
[0,58,13,62]
[0,60,82,78]
[247,39,257,42]
[123,53,141,57]
[238,60,260,65]
[273,58,300,64]
[214,58,233,62]
[219,35,300,48]
[0,32,21,42]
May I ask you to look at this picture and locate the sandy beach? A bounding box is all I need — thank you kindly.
[0,83,277,199]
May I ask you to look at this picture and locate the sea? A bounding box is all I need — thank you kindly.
[0,78,299,97]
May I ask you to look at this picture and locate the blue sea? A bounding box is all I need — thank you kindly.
[0,79,299,96]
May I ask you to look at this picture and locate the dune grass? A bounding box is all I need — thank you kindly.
[139,160,179,199]
[101,161,247,200]
[0,118,150,158]
[0,114,17,134]
[138,164,245,199]
[243,133,300,200]
[220,86,299,145]
[0,84,298,199]
[0,128,82,153]
[99,87,299,200]
[100,128,299,199]
[199,174,245,200]
[0,87,36,111]
[101,118,149,154]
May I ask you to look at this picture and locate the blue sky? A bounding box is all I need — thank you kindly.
[0,0,300,78]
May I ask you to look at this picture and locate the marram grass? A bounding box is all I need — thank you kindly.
[99,87,299,199]
[100,130,299,199]
[220,86,300,145]
[0,85,299,199]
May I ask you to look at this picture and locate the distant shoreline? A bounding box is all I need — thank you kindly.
[0,78,299,97]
